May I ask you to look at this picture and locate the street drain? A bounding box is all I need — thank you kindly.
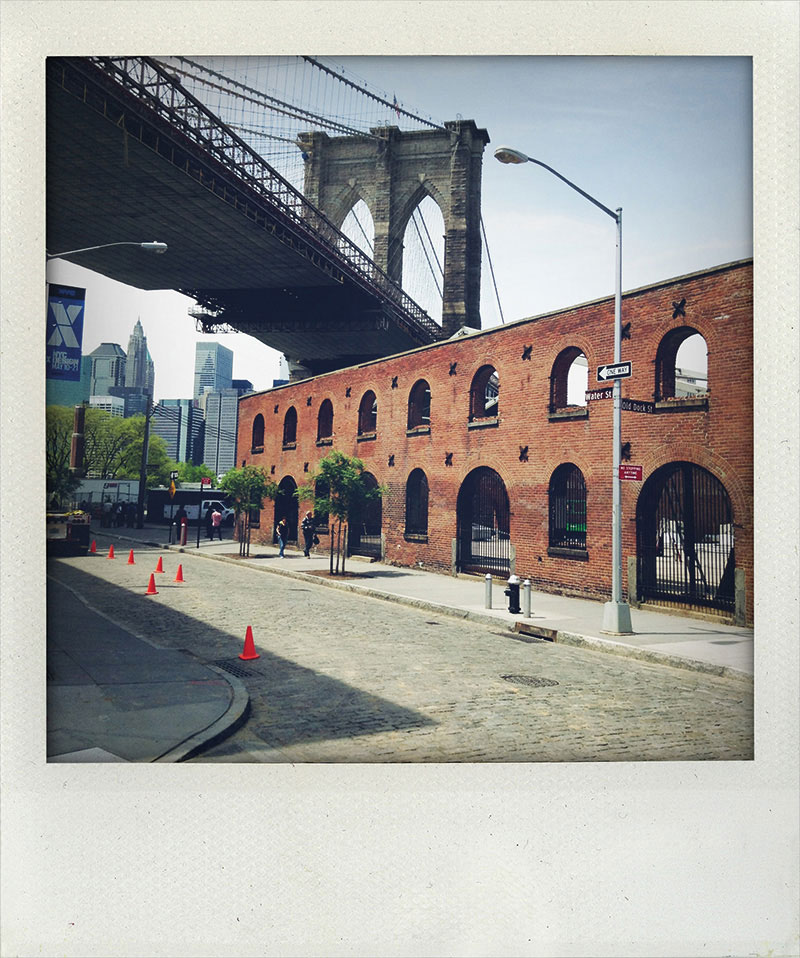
[501,674,559,688]
[213,659,263,679]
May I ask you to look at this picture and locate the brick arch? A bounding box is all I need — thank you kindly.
[637,444,751,529]
[298,120,489,337]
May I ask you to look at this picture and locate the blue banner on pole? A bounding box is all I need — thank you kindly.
[46,284,86,381]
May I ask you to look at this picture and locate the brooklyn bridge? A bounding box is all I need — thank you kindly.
[46,56,493,377]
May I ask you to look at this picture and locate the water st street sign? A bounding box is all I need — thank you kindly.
[597,361,632,381]
[584,389,655,414]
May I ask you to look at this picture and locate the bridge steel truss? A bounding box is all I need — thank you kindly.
[46,56,440,371]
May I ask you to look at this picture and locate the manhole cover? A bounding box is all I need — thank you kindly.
[213,659,263,679]
[500,674,559,688]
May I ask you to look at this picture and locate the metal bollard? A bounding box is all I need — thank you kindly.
[522,579,532,618]
[169,521,176,544]
[504,574,521,614]
[484,573,492,609]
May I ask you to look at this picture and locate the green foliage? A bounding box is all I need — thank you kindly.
[45,406,82,506]
[218,465,278,515]
[297,450,385,574]
[176,462,216,484]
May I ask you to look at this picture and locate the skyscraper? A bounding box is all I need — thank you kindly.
[194,342,233,402]
[88,343,126,396]
[152,400,205,465]
[124,319,155,394]
[202,389,239,477]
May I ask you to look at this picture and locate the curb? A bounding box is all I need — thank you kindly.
[163,543,755,685]
[153,665,251,763]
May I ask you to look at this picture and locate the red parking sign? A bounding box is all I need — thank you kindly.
[619,465,643,481]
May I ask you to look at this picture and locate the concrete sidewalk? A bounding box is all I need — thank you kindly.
[92,522,754,682]
[46,575,249,762]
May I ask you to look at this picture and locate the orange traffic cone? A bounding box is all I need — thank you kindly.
[174,564,184,583]
[239,626,260,661]
[127,549,135,565]
[145,573,159,596]
[155,556,165,573]
[90,540,97,554]
[107,544,115,559]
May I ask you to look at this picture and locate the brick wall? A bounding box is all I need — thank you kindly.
[238,260,753,622]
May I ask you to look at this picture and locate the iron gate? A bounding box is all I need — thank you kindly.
[637,462,735,613]
[457,467,511,575]
[348,472,382,558]
[273,476,298,545]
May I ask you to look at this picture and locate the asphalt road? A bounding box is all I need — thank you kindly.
[48,545,754,763]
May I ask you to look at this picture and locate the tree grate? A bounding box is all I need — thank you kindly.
[501,674,559,688]
[212,659,264,679]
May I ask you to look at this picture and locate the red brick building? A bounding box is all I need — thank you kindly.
[238,259,753,625]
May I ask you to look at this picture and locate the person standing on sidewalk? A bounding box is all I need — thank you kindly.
[211,507,224,541]
[301,511,315,558]
[275,516,288,557]
[204,505,214,540]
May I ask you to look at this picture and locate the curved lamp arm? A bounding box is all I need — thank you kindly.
[47,241,167,260]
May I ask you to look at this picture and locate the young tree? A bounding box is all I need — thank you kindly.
[297,450,384,575]
[177,462,216,484]
[45,406,82,507]
[218,465,278,557]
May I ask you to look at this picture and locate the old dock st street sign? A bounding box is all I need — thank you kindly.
[597,361,632,381]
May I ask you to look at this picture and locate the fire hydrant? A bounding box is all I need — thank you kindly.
[504,574,521,614]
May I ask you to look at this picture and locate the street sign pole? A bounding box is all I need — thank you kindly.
[603,209,633,634]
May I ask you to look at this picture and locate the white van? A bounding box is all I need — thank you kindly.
[180,499,235,524]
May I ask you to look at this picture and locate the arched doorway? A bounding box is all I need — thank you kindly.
[636,462,734,615]
[456,467,510,575]
[273,476,298,546]
[348,471,382,558]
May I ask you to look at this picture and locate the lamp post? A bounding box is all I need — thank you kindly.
[494,146,632,634]
[46,241,168,259]
[136,395,154,529]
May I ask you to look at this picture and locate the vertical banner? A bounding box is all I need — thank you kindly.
[46,284,86,381]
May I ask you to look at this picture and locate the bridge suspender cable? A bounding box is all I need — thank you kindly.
[481,215,506,325]
[164,57,372,140]
[302,57,446,130]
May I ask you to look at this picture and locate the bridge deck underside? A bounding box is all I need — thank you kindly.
[46,74,438,373]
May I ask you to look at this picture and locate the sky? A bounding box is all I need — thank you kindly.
[44,55,752,403]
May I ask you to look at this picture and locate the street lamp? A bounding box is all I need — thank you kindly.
[494,145,632,634]
[46,241,168,259]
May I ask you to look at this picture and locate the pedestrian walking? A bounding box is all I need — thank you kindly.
[204,505,214,540]
[101,499,113,528]
[275,516,288,557]
[301,511,315,558]
[211,507,224,540]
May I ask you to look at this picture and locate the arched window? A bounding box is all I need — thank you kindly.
[282,406,297,447]
[407,379,431,429]
[317,399,334,442]
[251,414,265,452]
[469,365,499,421]
[549,463,587,552]
[358,390,377,435]
[550,347,588,411]
[656,327,709,400]
[405,468,429,537]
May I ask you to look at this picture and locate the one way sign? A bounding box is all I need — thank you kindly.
[597,360,632,381]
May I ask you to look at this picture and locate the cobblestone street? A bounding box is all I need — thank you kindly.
[49,546,754,763]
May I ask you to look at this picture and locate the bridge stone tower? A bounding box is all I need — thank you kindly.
[298,119,490,338]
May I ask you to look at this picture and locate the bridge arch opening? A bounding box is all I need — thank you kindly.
[339,199,375,259]
[399,194,445,327]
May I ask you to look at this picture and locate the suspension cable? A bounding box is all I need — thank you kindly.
[411,212,442,298]
[303,56,446,130]
[481,215,505,324]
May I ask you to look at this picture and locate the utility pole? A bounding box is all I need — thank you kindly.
[136,396,153,529]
